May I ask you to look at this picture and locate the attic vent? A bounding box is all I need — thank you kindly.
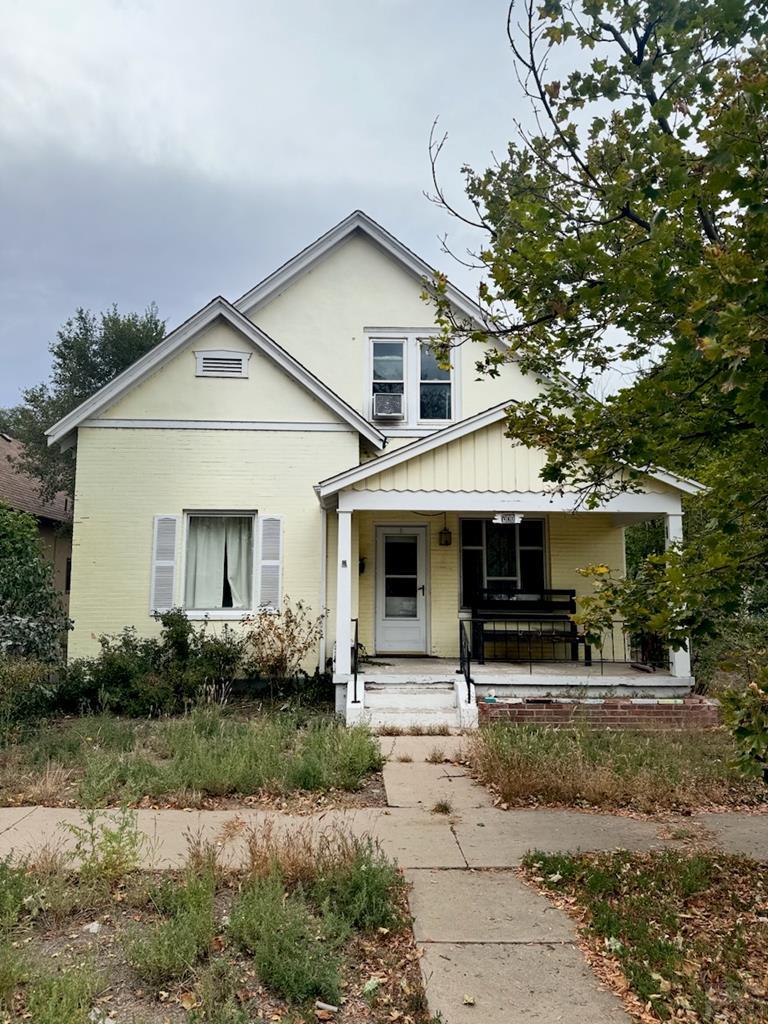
[195,350,250,378]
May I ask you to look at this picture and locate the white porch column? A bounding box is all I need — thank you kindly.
[665,512,692,678]
[334,509,352,679]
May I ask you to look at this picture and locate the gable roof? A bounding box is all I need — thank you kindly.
[315,400,705,502]
[46,297,386,450]
[0,435,71,522]
[234,209,485,324]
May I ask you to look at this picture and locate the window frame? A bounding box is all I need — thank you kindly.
[181,510,258,619]
[459,517,548,609]
[367,331,458,431]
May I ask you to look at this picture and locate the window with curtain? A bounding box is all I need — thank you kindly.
[184,515,254,610]
[460,518,545,607]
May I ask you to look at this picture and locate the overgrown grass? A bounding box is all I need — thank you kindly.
[0,706,383,806]
[468,724,766,811]
[25,960,104,1024]
[523,849,768,1022]
[124,871,216,983]
[0,817,413,1019]
[229,873,342,1003]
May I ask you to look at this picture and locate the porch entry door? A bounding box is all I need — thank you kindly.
[375,526,428,654]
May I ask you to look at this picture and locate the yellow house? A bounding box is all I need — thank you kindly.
[47,212,700,727]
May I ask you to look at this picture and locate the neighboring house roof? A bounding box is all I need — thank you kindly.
[0,435,71,522]
[234,209,485,325]
[315,400,705,502]
[46,297,387,451]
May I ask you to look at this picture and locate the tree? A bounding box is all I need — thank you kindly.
[428,0,768,649]
[2,304,165,500]
[0,503,71,662]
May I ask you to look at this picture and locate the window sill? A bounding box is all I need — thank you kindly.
[182,610,252,621]
[379,424,452,437]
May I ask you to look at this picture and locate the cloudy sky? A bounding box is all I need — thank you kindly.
[0,0,525,407]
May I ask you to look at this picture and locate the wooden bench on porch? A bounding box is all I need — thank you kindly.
[469,588,592,666]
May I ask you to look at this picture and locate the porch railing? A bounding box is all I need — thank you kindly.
[466,617,668,675]
[458,618,473,702]
[351,618,360,704]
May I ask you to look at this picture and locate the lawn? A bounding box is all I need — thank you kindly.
[0,706,384,808]
[467,724,767,812]
[0,814,437,1024]
[522,849,768,1024]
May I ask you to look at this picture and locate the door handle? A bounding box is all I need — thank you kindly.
[417,584,425,595]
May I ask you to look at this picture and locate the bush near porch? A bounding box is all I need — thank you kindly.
[468,724,766,812]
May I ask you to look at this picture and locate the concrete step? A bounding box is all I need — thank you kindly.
[365,692,456,710]
[363,708,460,730]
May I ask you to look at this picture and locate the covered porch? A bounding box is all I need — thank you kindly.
[316,406,700,726]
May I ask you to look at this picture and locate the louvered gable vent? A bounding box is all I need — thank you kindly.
[195,350,250,378]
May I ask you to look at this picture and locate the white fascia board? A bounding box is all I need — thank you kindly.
[46,297,386,451]
[336,489,683,516]
[234,210,485,326]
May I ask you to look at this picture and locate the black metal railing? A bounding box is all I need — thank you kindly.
[459,619,473,702]
[351,618,360,704]
[465,617,668,675]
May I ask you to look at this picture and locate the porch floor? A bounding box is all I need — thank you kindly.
[360,656,673,680]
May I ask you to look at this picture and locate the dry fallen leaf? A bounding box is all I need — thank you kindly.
[178,991,200,1010]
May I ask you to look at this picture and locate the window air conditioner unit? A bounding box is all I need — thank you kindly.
[373,392,405,419]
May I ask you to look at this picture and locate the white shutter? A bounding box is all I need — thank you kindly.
[258,515,283,609]
[150,515,178,613]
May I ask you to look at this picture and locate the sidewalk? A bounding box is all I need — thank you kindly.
[0,736,764,1023]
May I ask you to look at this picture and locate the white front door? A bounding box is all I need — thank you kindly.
[375,526,428,654]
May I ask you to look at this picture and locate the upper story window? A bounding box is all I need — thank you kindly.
[369,332,454,429]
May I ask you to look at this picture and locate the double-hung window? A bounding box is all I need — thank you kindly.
[369,333,454,427]
[184,513,254,611]
[460,519,546,607]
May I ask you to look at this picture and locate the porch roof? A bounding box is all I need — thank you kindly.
[315,400,704,514]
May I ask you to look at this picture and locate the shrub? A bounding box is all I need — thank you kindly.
[0,940,27,1009]
[228,873,341,1004]
[0,859,34,933]
[310,834,404,932]
[25,961,103,1024]
[722,669,768,783]
[125,873,215,984]
[244,598,324,681]
[0,657,57,724]
[57,610,247,718]
[0,503,71,663]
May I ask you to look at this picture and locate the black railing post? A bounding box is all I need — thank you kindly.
[351,618,360,704]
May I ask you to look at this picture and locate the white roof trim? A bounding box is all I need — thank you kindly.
[46,297,386,450]
[234,209,486,326]
[316,399,704,501]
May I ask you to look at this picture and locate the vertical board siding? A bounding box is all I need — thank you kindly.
[352,421,551,493]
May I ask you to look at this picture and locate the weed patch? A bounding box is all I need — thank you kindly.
[0,706,383,807]
[468,724,766,811]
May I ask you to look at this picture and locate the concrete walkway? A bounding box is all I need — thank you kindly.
[0,737,765,1023]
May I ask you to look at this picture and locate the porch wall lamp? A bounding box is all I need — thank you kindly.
[438,513,452,547]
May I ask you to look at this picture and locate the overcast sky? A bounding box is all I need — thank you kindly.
[0,0,526,407]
